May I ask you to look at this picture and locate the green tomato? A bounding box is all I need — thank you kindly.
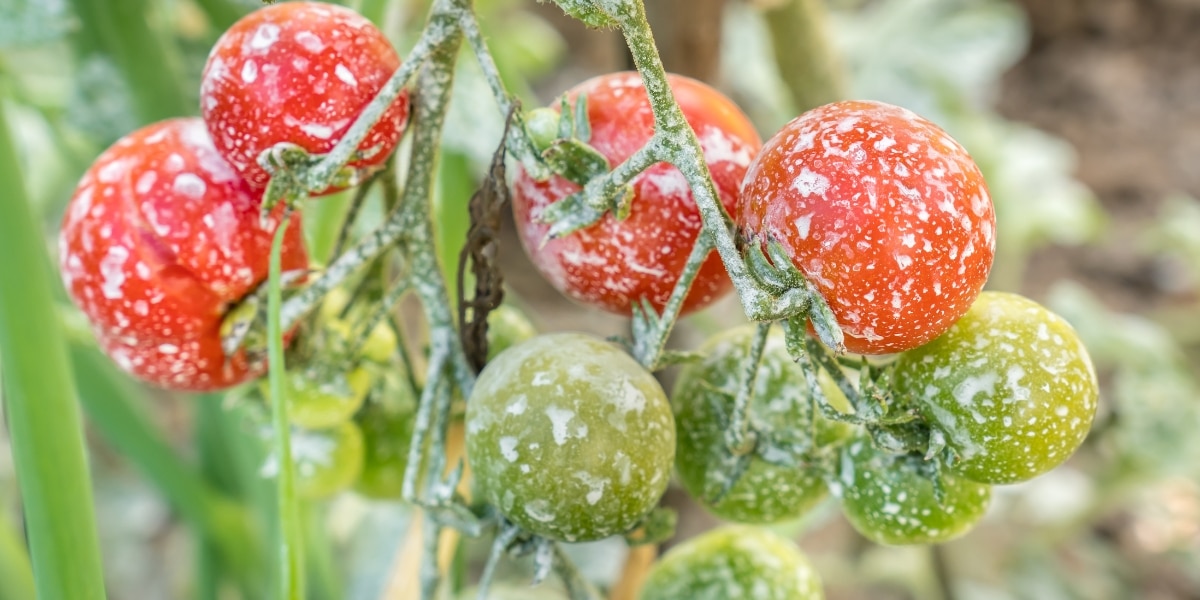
[836,436,991,545]
[354,370,417,499]
[465,333,674,542]
[294,421,365,499]
[486,304,538,361]
[639,525,823,600]
[261,366,372,430]
[892,291,1099,484]
[673,325,852,524]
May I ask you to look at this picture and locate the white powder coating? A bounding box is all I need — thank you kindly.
[249,23,280,50]
[240,60,257,83]
[838,439,991,545]
[173,173,207,199]
[99,245,129,299]
[57,118,301,391]
[510,72,761,316]
[894,292,1099,484]
[639,526,823,600]
[739,100,995,354]
[464,333,675,542]
[334,63,358,86]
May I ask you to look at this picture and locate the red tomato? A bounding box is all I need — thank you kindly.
[512,72,762,316]
[200,1,409,192]
[739,100,994,355]
[58,118,308,391]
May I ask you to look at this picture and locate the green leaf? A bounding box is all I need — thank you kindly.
[0,89,107,600]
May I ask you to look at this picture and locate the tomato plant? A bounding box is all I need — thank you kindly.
[892,291,1099,484]
[465,333,675,542]
[739,100,995,355]
[836,435,992,545]
[58,117,308,391]
[200,1,410,192]
[673,325,852,524]
[639,525,823,600]
[512,72,762,316]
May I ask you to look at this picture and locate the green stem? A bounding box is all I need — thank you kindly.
[725,322,770,456]
[763,0,847,112]
[268,218,305,600]
[0,511,35,600]
[631,230,713,369]
[0,89,107,600]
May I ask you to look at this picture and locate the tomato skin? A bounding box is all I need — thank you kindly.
[836,436,992,545]
[512,72,762,316]
[200,1,409,192]
[293,421,365,499]
[354,371,416,499]
[639,525,823,600]
[465,333,675,542]
[673,325,852,524]
[58,118,308,391]
[892,292,1099,484]
[739,100,994,355]
[260,366,372,429]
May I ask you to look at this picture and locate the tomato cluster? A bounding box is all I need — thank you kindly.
[58,2,414,498]
[492,73,1097,598]
[56,0,1101,594]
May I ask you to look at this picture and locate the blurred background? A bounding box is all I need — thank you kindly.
[2,0,1199,598]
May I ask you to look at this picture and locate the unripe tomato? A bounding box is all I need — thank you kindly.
[200,1,409,192]
[485,304,538,361]
[58,118,308,391]
[892,292,1099,484]
[673,325,852,524]
[293,421,365,499]
[740,100,995,355]
[354,369,417,499]
[465,333,675,542]
[512,72,762,316]
[639,525,823,600]
[259,366,372,429]
[836,436,992,545]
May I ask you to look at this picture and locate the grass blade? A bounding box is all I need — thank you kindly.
[0,93,107,599]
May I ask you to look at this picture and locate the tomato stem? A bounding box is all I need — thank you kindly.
[267,217,306,600]
[725,322,772,456]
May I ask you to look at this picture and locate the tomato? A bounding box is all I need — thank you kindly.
[259,365,372,429]
[58,118,308,391]
[892,292,1098,484]
[293,421,365,499]
[673,325,852,524]
[836,436,991,545]
[639,525,823,600]
[355,369,417,499]
[512,72,762,316]
[739,100,995,355]
[485,304,538,361]
[200,1,409,192]
[465,333,675,542]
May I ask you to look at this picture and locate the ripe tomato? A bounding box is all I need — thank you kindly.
[512,72,762,316]
[673,325,852,524]
[293,421,365,499]
[639,525,822,600]
[836,436,992,545]
[465,333,675,542]
[739,100,994,355]
[200,1,409,192]
[58,118,308,391]
[892,292,1099,484]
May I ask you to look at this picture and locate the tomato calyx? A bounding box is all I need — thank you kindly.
[257,144,380,215]
[525,94,638,241]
